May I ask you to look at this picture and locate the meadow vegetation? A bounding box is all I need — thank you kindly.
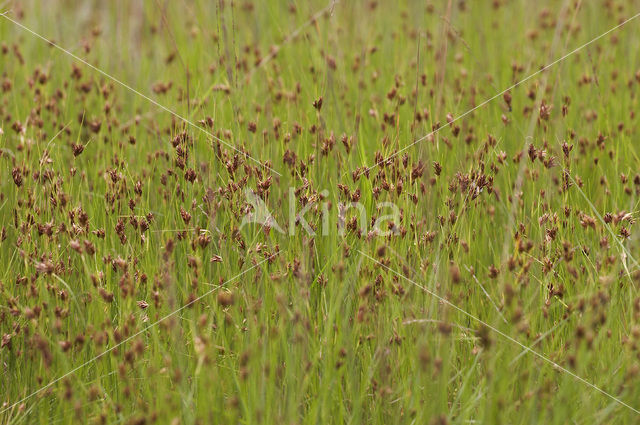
[2,0,640,423]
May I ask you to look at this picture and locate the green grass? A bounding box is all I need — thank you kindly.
[2,0,640,423]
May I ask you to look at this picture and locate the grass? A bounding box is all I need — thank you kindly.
[2,0,640,423]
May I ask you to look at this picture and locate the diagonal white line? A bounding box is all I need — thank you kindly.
[356,248,640,415]
[0,12,282,176]
[0,252,279,416]
[464,264,507,324]
[352,10,640,179]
